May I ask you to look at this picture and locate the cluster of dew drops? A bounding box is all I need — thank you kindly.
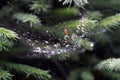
[30,17,94,58]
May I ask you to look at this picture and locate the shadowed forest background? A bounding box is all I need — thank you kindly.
[0,0,120,80]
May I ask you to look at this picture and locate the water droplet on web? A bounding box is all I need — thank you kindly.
[46,30,49,33]
[90,42,94,47]
[27,32,29,34]
[28,39,31,42]
[35,40,38,42]
[44,41,49,44]
[51,51,55,55]
[66,44,70,48]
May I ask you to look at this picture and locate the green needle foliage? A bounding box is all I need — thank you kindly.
[0,70,13,80]
[12,13,41,27]
[29,0,48,14]
[81,70,94,80]
[35,20,79,38]
[0,27,18,51]
[99,14,120,30]
[90,0,120,11]
[59,0,89,7]
[49,7,79,20]
[86,11,103,21]
[54,20,79,37]
[0,27,18,40]
[41,7,79,25]
[96,58,120,72]
[81,38,94,50]
[73,37,94,50]
[0,61,52,80]
[77,18,98,33]
[68,68,94,80]
[101,71,120,80]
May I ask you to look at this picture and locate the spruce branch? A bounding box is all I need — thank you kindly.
[96,58,120,72]
[0,61,52,80]
[0,69,13,80]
